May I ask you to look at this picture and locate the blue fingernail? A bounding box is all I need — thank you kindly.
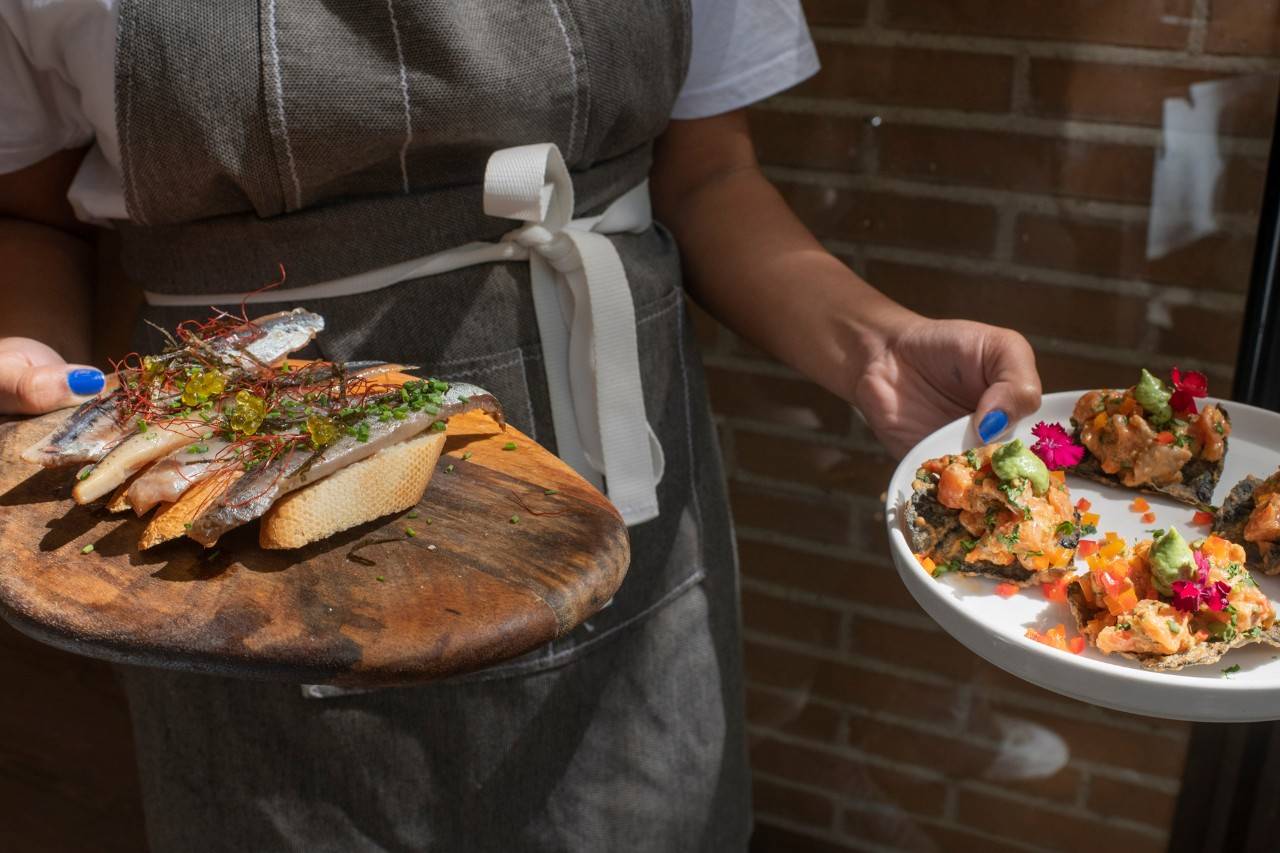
[978,409,1008,443]
[67,368,105,396]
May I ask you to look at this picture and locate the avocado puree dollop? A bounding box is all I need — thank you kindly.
[1150,526,1194,596]
[991,439,1050,496]
[1135,368,1172,425]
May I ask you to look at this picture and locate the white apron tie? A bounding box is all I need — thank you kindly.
[144,143,665,526]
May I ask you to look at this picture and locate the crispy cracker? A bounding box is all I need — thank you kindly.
[1068,407,1229,508]
[1213,476,1280,575]
[904,479,1080,586]
[1066,582,1280,671]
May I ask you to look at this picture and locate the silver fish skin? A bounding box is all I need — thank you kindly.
[188,382,503,546]
[124,362,410,514]
[20,310,326,468]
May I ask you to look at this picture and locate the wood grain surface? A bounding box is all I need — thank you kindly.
[0,409,629,687]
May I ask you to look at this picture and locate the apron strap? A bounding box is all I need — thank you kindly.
[144,143,665,526]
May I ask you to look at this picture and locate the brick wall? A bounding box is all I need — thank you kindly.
[726,2,1280,851]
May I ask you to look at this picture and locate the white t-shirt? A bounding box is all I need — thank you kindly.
[0,0,818,224]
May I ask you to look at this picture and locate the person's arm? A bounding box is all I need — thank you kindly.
[651,110,1040,456]
[0,147,103,414]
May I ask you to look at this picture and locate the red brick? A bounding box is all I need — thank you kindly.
[797,43,1015,112]
[884,0,1195,49]
[801,0,869,26]
[1206,0,1280,56]
[750,110,868,173]
[1087,774,1178,830]
[742,587,845,648]
[752,736,949,817]
[956,788,1166,852]
[778,182,999,256]
[901,821,1044,853]
[730,479,880,548]
[751,822,857,853]
[753,777,838,829]
[1013,212,1256,291]
[847,616,987,681]
[1034,351,1148,395]
[706,366,853,435]
[1027,59,1278,137]
[864,259,1245,365]
[970,704,1190,778]
[748,686,845,743]
[738,538,925,616]
[734,429,896,497]
[745,641,968,725]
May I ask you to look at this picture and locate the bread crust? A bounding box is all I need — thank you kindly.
[258,431,446,550]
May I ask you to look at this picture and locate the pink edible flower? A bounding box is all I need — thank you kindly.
[1170,367,1208,416]
[1030,421,1085,470]
[1171,580,1203,613]
[1203,581,1232,612]
[1193,549,1211,586]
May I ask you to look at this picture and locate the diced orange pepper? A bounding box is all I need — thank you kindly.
[1130,497,1150,512]
[1141,512,1156,524]
[1029,555,1051,572]
[1077,539,1098,557]
[1104,586,1139,615]
[918,555,937,574]
[1076,497,1092,512]
[1081,512,1100,527]
[1068,636,1086,654]
[1155,431,1175,445]
[1202,535,1231,563]
[1100,538,1126,559]
[1192,510,1215,526]
[995,583,1019,598]
[1119,397,1139,416]
[1092,412,1108,431]
[1049,470,1066,485]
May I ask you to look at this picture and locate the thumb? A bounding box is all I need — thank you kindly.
[970,328,1042,444]
[0,347,106,415]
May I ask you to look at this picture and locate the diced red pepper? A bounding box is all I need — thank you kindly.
[1076,497,1092,512]
[1130,497,1150,512]
[1077,539,1098,557]
[995,582,1019,598]
[1192,510,1215,526]
[1141,512,1156,524]
[1155,431,1175,445]
[1041,576,1070,603]
[1068,636,1086,654]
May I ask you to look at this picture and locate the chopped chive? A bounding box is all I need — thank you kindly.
[462,451,473,461]
[184,523,193,530]
[405,527,417,538]
[407,511,419,519]
[80,543,95,555]
[76,466,93,481]
[510,514,520,524]
[544,488,559,496]
[376,575,385,582]
[425,518,432,526]
[444,464,455,474]
[502,441,517,451]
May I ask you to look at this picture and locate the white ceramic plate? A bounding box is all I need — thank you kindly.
[886,391,1280,722]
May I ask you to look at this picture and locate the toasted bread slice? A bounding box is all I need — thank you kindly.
[106,480,134,514]
[258,431,446,550]
[139,469,243,550]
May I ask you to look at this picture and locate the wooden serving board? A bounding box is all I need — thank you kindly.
[0,410,629,687]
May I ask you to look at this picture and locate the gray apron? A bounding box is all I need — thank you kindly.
[109,2,749,851]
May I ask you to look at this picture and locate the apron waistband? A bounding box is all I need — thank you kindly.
[143,144,664,526]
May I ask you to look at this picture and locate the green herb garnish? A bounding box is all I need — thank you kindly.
[1222,664,1241,677]
[502,441,518,451]
[80,543,95,555]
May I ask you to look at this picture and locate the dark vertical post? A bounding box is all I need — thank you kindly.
[1171,81,1280,853]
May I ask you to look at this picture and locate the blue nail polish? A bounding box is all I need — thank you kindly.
[67,368,105,396]
[978,409,1008,443]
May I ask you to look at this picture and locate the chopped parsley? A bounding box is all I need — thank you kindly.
[960,539,978,554]
[1080,522,1098,536]
[431,421,448,432]
[502,441,518,451]
[1214,422,1225,434]
[1222,664,1241,677]
[985,509,998,529]
[186,444,209,454]
[1245,626,1263,639]
[964,449,981,469]
[1054,521,1076,538]
[999,482,1033,519]
[999,525,1021,548]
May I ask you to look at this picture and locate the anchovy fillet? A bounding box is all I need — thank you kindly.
[188,383,502,546]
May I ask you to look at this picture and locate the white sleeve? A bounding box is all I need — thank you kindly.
[0,4,95,174]
[671,0,820,120]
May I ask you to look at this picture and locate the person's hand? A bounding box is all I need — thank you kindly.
[854,318,1041,458]
[0,337,105,415]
